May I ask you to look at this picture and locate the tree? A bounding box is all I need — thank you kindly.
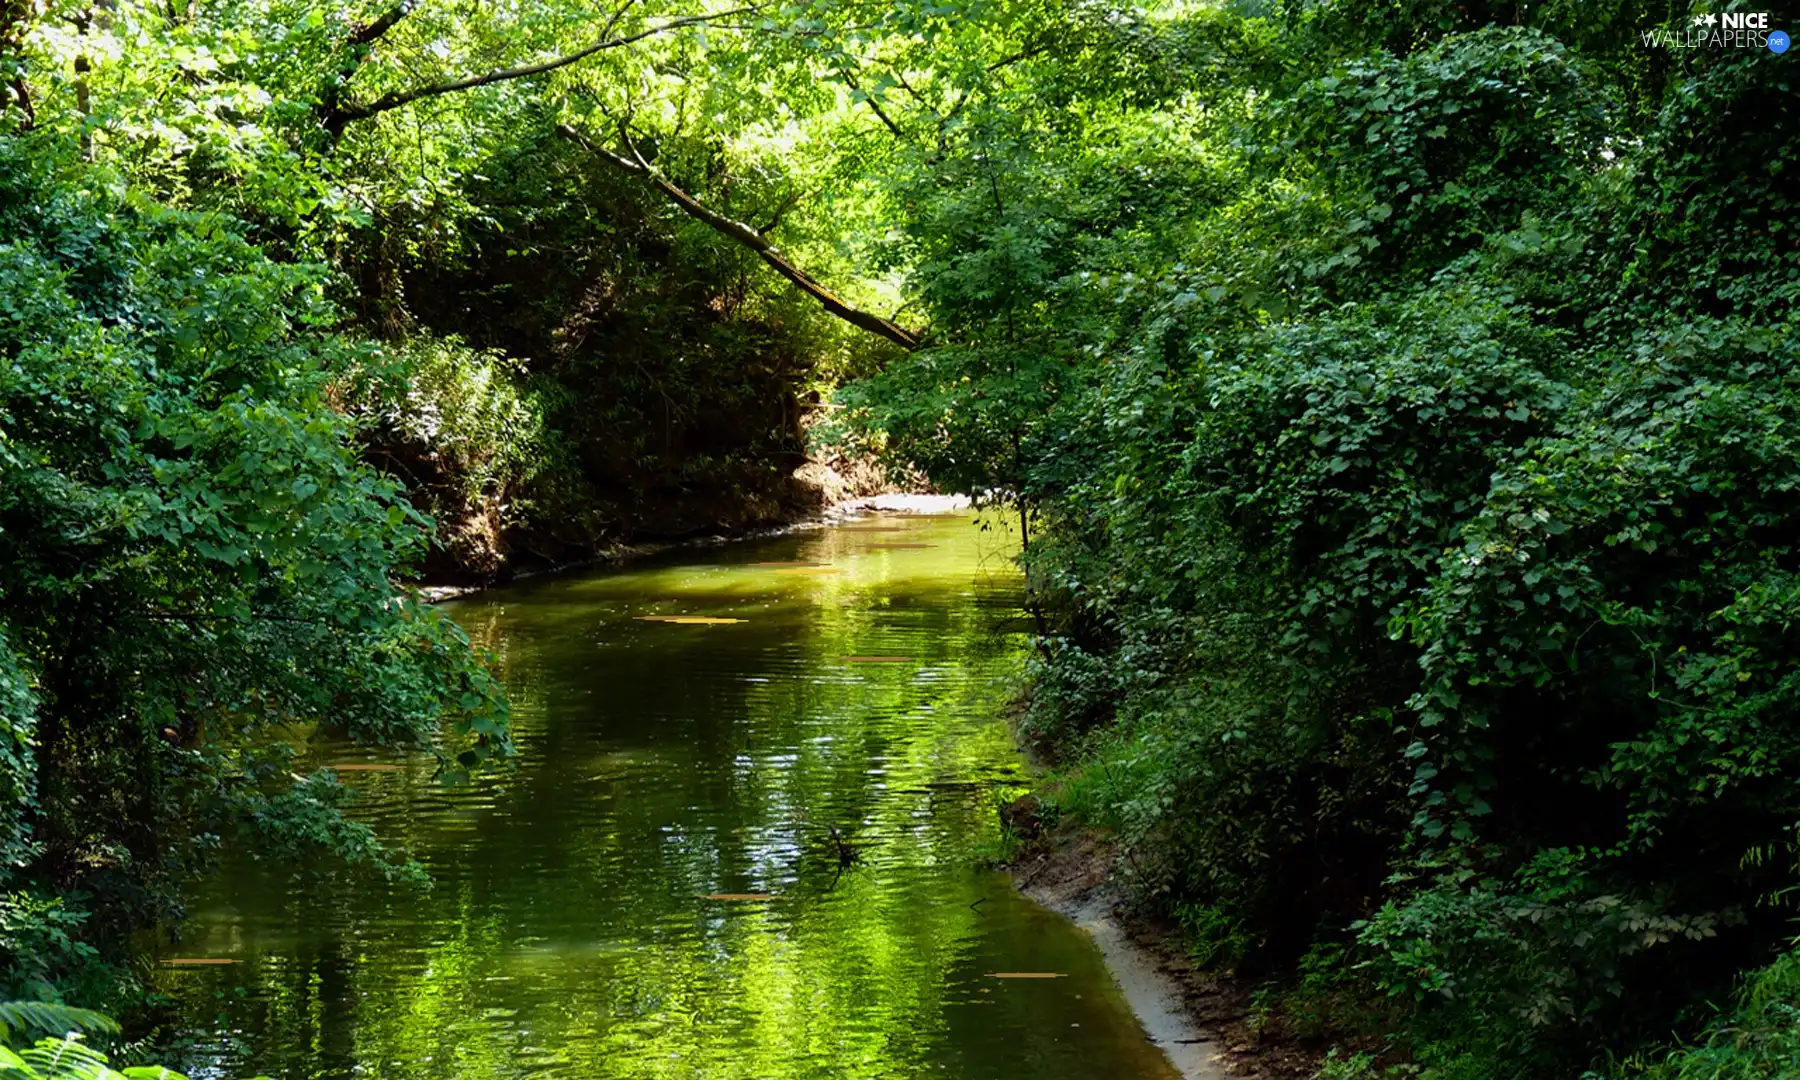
[0,131,509,998]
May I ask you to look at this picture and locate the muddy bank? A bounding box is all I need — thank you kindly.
[414,492,973,602]
[1010,822,1322,1080]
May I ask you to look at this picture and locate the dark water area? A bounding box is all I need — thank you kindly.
[155,513,1180,1080]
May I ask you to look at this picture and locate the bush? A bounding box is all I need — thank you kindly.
[338,333,549,579]
[1613,949,1800,1080]
[0,131,509,1000]
[839,6,1800,1074]
[0,1000,268,1079]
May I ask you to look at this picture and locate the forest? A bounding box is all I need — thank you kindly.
[2,0,1798,1077]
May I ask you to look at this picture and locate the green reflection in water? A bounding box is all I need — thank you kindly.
[155,513,1179,1080]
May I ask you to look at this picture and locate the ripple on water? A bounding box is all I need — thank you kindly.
[155,514,1183,1080]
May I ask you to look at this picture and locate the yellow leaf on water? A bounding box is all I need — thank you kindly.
[636,616,747,625]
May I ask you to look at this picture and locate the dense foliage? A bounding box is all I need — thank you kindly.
[7,0,896,582]
[6,0,1799,1074]
[824,2,1800,1076]
[2,0,888,1029]
[0,1000,246,1079]
[0,134,508,1004]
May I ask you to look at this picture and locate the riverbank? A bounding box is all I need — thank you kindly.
[1009,820,1323,1080]
[415,491,973,602]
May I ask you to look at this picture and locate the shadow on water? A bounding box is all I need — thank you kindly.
[154,512,1182,1080]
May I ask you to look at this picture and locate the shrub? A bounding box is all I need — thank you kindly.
[0,131,508,999]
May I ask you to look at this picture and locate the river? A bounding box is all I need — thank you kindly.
[154,511,1182,1080]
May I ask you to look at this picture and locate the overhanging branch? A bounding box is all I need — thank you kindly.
[322,7,757,136]
[558,122,922,351]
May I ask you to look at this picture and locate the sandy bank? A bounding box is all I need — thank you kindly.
[1011,823,1320,1080]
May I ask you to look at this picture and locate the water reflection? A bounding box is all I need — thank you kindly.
[156,513,1179,1080]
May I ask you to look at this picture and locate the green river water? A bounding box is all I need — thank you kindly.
[155,512,1181,1080]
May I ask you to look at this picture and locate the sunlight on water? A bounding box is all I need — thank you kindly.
[155,512,1180,1080]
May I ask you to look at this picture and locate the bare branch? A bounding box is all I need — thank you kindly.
[559,122,921,351]
[325,7,758,135]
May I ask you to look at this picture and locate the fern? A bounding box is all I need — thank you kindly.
[0,1007,265,1080]
[18,1036,115,1080]
[0,1004,118,1046]
[0,1045,30,1077]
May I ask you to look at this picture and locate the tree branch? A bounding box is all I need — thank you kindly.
[756,185,805,234]
[987,39,1062,72]
[929,37,1073,138]
[318,2,414,137]
[837,64,909,142]
[598,0,642,39]
[324,7,757,136]
[558,122,921,350]
[2,0,35,129]
[5,75,31,129]
[349,1,412,46]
